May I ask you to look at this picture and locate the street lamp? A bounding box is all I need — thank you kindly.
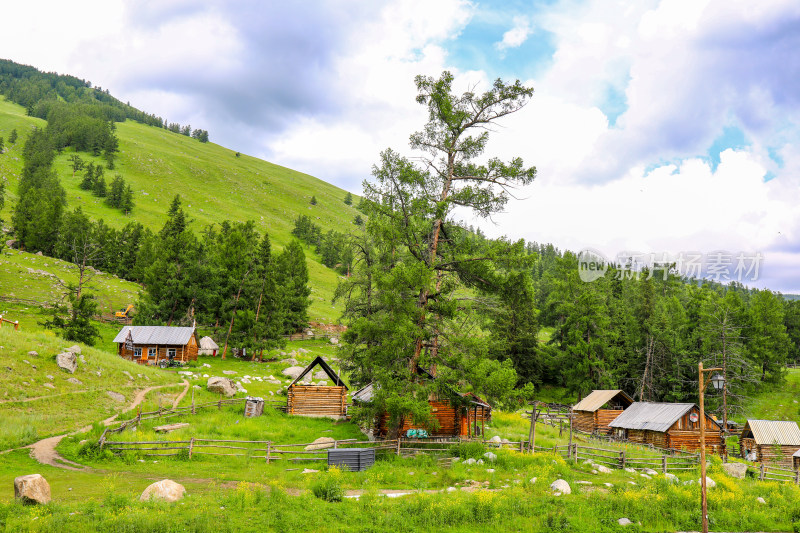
[699,362,725,533]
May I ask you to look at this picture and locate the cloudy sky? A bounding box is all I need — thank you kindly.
[3,0,800,292]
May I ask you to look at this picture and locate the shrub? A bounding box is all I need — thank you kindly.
[312,468,344,502]
[455,441,485,459]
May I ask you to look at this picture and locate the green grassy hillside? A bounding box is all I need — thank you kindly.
[0,96,358,323]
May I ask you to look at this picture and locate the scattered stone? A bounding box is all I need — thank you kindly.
[301,469,319,474]
[575,481,592,485]
[282,366,305,380]
[640,473,651,480]
[664,473,677,482]
[66,378,82,385]
[330,337,339,345]
[757,497,766,504]
[643,468,658,476]
[624,467,636,473]
[42,383,55,389]
[604,483,613,488]
[597,465,612,474]
[464,458,477,465]
[591,469,598,475]
[483,452,497,462]
[476,459,484,465]
[446,487,456,492]
[14,474,50,505]
[618,518,633,527]
[305,437,336,451]
[27,351,38,358]
[529,477,537,484]
[106,391,125,402]
[206,377,237,397]
[486,468,495,473]
[155,423,190,433]
[280,358,298,366]
[122,370,134,381]
[222,370,237,375]
[489,436,502,444]
[628,481,637,485]
[313,370,328,380]
[65,345,81,355]
[56,352,77,373]
[46,375,53,381]
[139,480,186,502]
[700,476,716,488]
[583,460,594,466]
[722,462,748,480]
[550,479,571,495]
[298,348,309,354]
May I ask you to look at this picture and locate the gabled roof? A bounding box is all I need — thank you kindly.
[742,420,800,445]
[352,383,375,403]
[113,326,195,346]
[609,402,721,433]
[288,356,348,389]
[573,390,633,412]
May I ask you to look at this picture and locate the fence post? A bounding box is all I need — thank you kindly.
[396,438,401,456]
[266,442,271,464]
[619,451,625,469]
[662,455,667,474]
[188,437,194,459]
[574,444,579,462]
[191,389,195,415]
[759,463,765,481]
[334,440,338,449]
[794,464,799,485]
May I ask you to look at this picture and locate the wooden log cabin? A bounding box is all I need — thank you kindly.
[572,390,634,434]
[286,356,348,419]
[113,325,199,365]
[739,420,800,467]
[608,402,725,453]
[352,381,492,438]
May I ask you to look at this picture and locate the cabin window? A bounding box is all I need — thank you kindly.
[133,347,142,359]
[167,348,176,359]
[148,348,156,359]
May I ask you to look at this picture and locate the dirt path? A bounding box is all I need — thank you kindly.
[23,381,188,471]
[0,390,90,404]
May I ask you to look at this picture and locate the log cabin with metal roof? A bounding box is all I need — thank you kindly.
[739,419,800,467]
[114,325,199,366]
[572,390,634,434]
[286,356,348,419]
[608,402,725,453]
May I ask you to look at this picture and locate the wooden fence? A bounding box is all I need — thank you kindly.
[551,444,699,473]
[759,463,800,484]
[0,315,20,329]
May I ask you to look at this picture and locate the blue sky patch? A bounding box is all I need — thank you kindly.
[706,125,750,171]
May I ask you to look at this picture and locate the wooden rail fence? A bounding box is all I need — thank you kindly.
[551,444,699,473]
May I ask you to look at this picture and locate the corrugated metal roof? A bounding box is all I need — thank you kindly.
[743,420,800,445]
[573,390,633,412]
[352,383,375,403]
[113,326,195,346]
[794,448,800,458]
[609,402,708,433]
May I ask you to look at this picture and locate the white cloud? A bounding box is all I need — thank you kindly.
[495,16,532,52]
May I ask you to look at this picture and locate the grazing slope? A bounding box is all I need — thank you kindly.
[0,96,359,323]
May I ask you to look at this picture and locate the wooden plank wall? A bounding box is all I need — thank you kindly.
[376,399,463,437]
[595,409,623,434]
[757,444,800,467]
[118,342,198,365]
[287,386,347,417]
[574,411,595,433]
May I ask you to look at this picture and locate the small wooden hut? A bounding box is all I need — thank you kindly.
[113,325,198,365]
[572,390,634,434]
[793,449,800,471]
[608,402,724,453]
[352,377,492,438]
[286,356,348,418]
[739,420,800,466]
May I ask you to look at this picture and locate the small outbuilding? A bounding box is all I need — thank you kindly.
[739,419,800,466]
[572,390,634,434]
[608,402,724,453]
[198,336,219,356]
[114,325,199,365]
[793,448,800,470]
[286,356,348,419]
[352,374,492,438]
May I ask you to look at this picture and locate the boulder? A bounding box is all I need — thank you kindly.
[597,465,612,474]
[301,468,319,474]
[486,468,495,473]
[56,352,77,373]
[65,345,81,354]
[42,383,55,389]
[139,479,186,502]
[464,458,477,465]
[313,370,328,380]
[664,473,677,482]
[640,473,651,480]
[222,370,237,375]
[206,377,237,397]
[106,391,125,402]
[618,518,633,527]
[624,467,636,473]
[27,351,38,358]
[699,476,716,488]
[66,377,82,385]
[282,366,305,380]
[280,358,298,366]
[757,497,766,504]
[122,370,134,380]
[722,462,748,480]
[483,452,497,462]
[643,468,658,476]
[14,474,50,504]
[550,479,571,495]
[530,477,537,484]
[330,337,339,345]
[489,435,502,444]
